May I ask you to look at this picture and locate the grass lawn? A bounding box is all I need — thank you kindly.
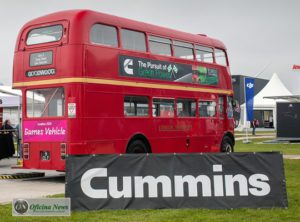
[1,138,299,221]
[234,138,300,155]
[0,159,299,222]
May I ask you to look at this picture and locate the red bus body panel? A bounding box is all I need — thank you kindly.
[13,10,234,171]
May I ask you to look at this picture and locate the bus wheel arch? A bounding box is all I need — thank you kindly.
[126,134,152,153]
[221,132,235,153]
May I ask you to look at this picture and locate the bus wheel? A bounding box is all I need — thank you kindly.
[221,136,234,153]
[127,140,148,153]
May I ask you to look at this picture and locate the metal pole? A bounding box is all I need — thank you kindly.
[243,77,251,144]
[16,95,22,165]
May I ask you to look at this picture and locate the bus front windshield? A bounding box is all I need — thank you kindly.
[26,87,65,118]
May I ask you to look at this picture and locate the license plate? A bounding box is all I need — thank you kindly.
[40,151,50,160]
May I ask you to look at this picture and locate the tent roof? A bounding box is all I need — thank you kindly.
[264,95,300,102]
[0,85,21,96]
[0,86,21,108]
[0,92,20,107]
[254,73,292,108]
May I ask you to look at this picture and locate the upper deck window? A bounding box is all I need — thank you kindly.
[195,45,213,63]
[215,49,227,66]
[121,29,146,52]
[26,25,63,45]
[149,36,172,56]
[90,24,118,47]
[173,41,194,60]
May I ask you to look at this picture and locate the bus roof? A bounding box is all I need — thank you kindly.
[17,10,226,50]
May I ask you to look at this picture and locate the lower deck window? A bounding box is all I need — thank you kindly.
[124,96,149,116]
[26,87,65,117]
[199,101,216,117]
[153,98,174,117]
[177,99,196,117]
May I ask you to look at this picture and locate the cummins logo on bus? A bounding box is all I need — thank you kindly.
[66,153,288,210]
[26,68,56,77]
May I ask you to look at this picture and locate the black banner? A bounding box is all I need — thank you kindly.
[66,153,288,210]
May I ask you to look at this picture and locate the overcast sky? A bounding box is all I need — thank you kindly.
[1,0,300,92]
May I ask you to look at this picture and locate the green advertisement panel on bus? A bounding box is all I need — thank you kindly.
[119,55,218,86]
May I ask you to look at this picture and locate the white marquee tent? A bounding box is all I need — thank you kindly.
[0,85,21,107]
[253,73,292,108]
[0,92,20,107]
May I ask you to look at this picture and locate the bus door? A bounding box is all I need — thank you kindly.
[152,98,181,153]
[217,96,226,138]
[175,98,197,152]
[197,100,218,152]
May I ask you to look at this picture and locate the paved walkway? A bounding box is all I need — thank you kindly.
[235,135,275,141]
[0,158,64,204]
[283,155,300,160]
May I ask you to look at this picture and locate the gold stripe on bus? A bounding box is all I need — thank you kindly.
[13,77,233,95]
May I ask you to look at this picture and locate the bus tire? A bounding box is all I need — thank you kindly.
[221,136,234,153]
[127,140,148,153]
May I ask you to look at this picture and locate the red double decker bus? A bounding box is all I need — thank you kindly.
[13,10,235,170]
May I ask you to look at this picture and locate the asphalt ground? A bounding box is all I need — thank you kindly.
[0,158,65,204]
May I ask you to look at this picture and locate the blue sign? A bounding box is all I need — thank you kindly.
[245,77,255,121]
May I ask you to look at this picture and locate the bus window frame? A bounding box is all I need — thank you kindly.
[25,87,66,119]
[176,98,197,118]
[218,96,225,119]
[172,40,194,60]
[152,97,175,118]
[90,23,119,48]
[123,95,150,118]
[195,45,214,63]
[198,99,217,118]
[148,35,172,57]
[120,28,147,53]
[20,20,69,50]
[214,48,228,67]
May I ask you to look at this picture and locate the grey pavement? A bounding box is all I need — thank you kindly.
[235,135,275,141]
[283,155,300,160]
[0,158,65,204]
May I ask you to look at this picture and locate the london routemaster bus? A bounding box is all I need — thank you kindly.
[13,10,235,171]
